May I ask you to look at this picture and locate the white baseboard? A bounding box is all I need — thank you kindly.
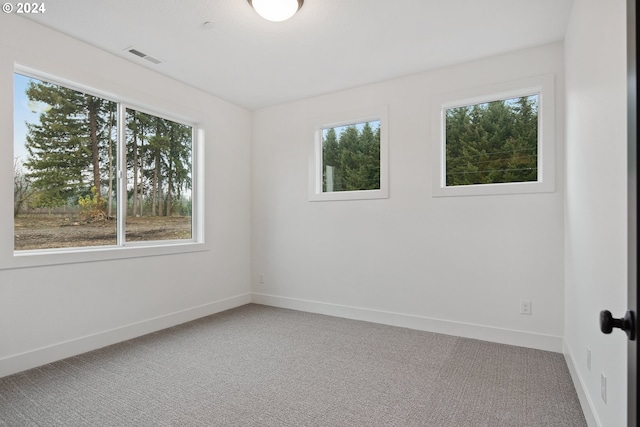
[251,293,563,352]
[563,339,600,427]
[0,293,252,378]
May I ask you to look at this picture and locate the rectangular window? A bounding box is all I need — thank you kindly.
[309,106,388,201]
[124,108,193,243]
[432,75,555,197]
[13,71,198,255]
[445,94,538,186]
[322,120,381,192]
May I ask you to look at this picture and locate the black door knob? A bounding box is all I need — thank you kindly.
[599,310,636,340]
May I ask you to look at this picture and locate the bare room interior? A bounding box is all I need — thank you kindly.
[0,1,632,426]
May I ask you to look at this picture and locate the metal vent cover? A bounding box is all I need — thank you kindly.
[124,47,162,65]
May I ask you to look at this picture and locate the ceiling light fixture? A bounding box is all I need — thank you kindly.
[248,0,303,22]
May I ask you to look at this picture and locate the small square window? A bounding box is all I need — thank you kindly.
[322,120,381,192]
[432,75,555,197]
[309,106,388,201]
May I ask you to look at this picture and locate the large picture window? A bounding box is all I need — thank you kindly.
[13,71,197,255]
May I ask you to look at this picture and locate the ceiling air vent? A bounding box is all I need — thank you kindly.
[125,47,162,65]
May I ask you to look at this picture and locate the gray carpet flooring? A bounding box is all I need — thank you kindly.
[0,304,587,426]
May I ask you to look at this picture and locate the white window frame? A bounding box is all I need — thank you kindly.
[5,65,205,270]
[431,74,555,197]
[308,105,389,202]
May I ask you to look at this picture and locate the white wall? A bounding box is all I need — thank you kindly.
[0,15,252,376]
[251,43,566,352]
[564,0,628,426]
[2,8,628,425]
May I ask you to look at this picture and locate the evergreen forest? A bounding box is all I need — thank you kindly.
[13,77,537,249]
[322,121,381,192]
[445,95,538,186]
[14,76,193,221]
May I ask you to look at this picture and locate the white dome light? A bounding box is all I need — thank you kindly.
[249,0,303,22]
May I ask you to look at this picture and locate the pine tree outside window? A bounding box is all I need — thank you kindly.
[432,75,555,197]
[309,106,389,201]
[13,70,200,257]
[322,120,381,192]
[445,94,539,186]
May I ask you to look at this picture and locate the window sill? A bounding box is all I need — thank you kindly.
[432,180,554,197]
[308,188,389,202]
[2,241,208,270]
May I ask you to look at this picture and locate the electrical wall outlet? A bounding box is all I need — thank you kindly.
[259,274,264,284]
[520,300,532,315]
[601,373,607,403]
[587,348,591,371]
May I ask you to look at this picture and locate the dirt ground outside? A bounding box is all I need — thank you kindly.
[14,215,192,251]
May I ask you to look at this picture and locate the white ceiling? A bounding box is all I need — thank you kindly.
[23,0,574,110]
